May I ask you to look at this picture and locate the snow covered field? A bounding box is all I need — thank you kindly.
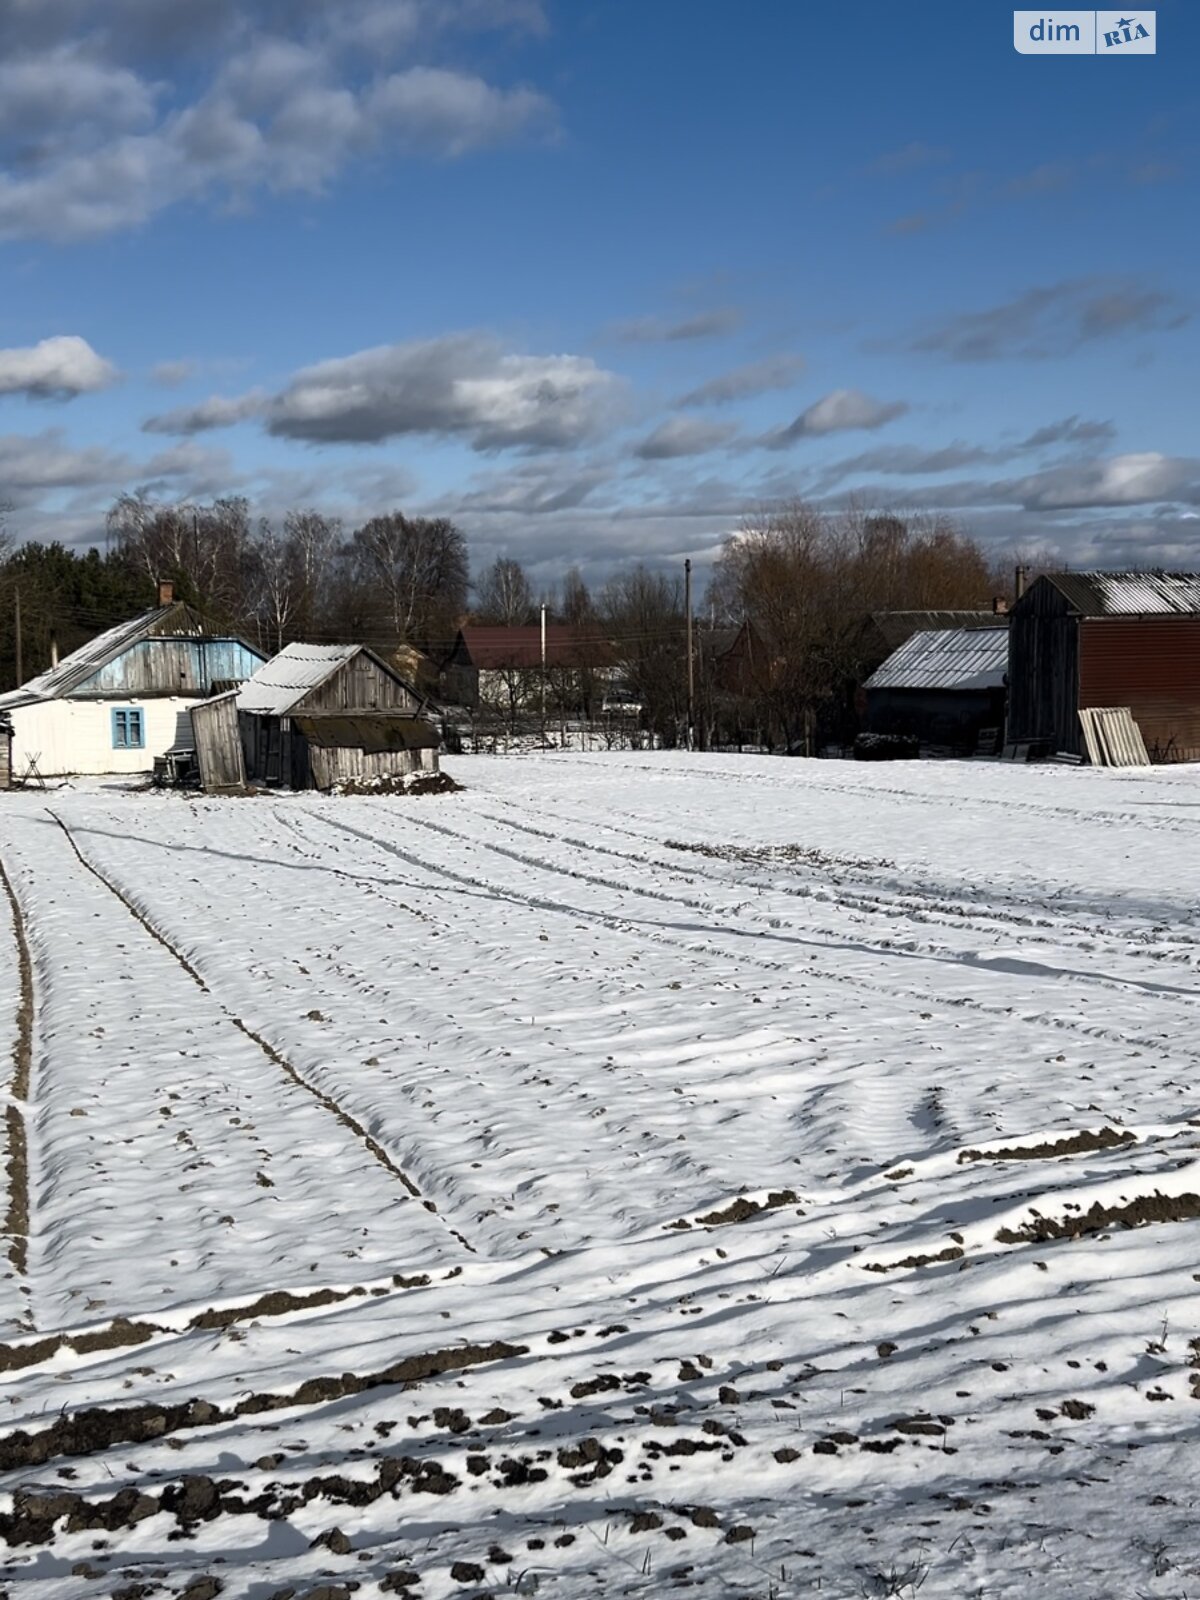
[1,750,1199,1599]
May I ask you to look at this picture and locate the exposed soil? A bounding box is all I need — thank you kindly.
[863,1245,965,1273]
[335,772,463,797]
[959,1127,1136,1163]
[0,1279,436,1376]
[0,854,33,1281]
[676,1189,800,1229]
[995,1191,1200,1244]
[0,1339,527,1471]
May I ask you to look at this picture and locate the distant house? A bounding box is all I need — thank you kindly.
[702,620,768,698]
[0,586,265,779]
[864,626,1009,751]
[1007,571,1200,761]
[444,625,619,714]
[192,642,440,791]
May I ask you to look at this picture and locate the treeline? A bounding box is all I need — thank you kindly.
[0,493,1008,750]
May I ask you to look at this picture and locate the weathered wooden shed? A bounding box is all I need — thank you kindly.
[189,690,246,792]
[198,643,441,792]
[0,714,12,790]
[864,626,1009,751]
[1007,572,1200,761]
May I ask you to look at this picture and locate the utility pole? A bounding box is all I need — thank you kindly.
[540,602,547,731]
[13,585,21,686]
[684,558,695,750]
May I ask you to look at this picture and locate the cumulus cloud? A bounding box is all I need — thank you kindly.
[609,308,742,343]
[266,333,625,451]
[0,335,118,399]
[1013,453,1200,511]
[0,5,557,240]
[902,277,1189,362]
[0,46,157,142]
[678,354,805,408]
[0,428,132,497]
[768,388,907,446]
[633,417,738,460]
[142,390,267,434]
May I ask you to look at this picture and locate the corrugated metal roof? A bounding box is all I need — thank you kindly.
[0,602,203,709]
[865,626,1009,692]
[237,643,360,714]
[1043,571,1200,616]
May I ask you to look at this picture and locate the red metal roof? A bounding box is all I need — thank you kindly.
[458,625,617,669]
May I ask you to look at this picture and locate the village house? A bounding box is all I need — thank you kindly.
[191,641,440,792]
[439,624,621,719]
[1007,571,1200,762]
[864,625,1009,752]
[0,583,266,780]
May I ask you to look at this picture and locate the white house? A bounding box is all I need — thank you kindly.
[0,588,266,780]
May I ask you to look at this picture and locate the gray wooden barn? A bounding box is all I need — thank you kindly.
[864,625,1009,752]
[190,643,440,792]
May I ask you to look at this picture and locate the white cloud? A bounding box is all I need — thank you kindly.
[267,334,625,450]
[1014,453,1200,510]
[609,308,742,344]
[142,390,267,434]
[0,428,131,495]
[365,67,553,156]
[769,388,907,445]
[633,417,739,460]
[678,355,805,408]
[0,335,118,398]
[0,11,557,240]
[0,46,157,140]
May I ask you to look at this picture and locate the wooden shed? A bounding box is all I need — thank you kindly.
[0,714,12,790]
[864,626,1009,752]
[189,690,246,792]
[196,643,441,792]
[1007,572,1200,761]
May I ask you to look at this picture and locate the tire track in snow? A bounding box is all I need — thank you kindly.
[389,806,1200,1063]
[475,795,1200,979]
[47,811,476,1258]
[0,856,32,1299]
[206,805,735,1243]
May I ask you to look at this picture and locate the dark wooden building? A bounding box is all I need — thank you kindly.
[193,643,441,792]
[864,626,1009,751]
[1007,572,1200,761]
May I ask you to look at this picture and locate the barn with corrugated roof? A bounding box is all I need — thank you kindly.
[1007,571,1200,761]
[864,626,1009,751]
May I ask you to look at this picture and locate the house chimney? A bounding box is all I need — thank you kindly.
[158,577,175,607]
[1014,564,1028,602]
[50,629,59,668]
[991,596,1008,615]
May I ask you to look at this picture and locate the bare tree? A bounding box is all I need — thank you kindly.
[106,492,254,624]
[284,508,341,637]
[600,565,687,744]
[250,518,294,651]
[560,565,594,626]
[709,500,993,749]
[474,556,535,625]
[344,513,468,649]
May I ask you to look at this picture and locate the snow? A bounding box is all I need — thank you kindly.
[0,751,1198,1598]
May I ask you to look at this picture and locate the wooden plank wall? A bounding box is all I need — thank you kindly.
[191,696,246,791]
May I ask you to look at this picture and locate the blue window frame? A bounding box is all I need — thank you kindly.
[112,708,145,750]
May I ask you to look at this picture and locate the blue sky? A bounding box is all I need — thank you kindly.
[0,0,1195,583]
